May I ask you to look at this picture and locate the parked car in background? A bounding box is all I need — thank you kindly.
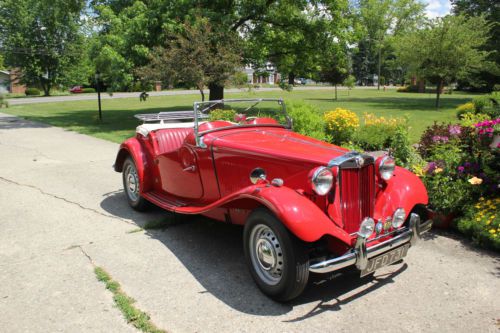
[69,86,83,93]
[114,98,432,301]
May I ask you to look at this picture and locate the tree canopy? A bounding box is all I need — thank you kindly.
[0,0,86,95]
[396,15,492,108]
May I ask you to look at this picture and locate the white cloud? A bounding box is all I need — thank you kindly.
[425,0,451,18]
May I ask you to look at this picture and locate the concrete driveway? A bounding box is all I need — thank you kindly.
[0,113,499,333]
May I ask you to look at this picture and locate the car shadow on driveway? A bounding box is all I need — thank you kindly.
[101,191,410,316]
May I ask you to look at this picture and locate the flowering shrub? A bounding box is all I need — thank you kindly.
[353,113,403,149]
[459,112,490,127]
[456,198,500,251]
[456,102,475,119]
[324,108,359,144]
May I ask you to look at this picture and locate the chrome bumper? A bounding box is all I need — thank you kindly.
[309,213,432,274]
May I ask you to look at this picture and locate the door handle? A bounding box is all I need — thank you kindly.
[183,165,196,172]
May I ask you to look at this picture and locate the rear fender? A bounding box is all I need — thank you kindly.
[375,166,429,220]
[114,137,154,192]
[175,184,351,246]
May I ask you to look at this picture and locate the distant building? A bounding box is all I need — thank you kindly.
[244,63,281,85]
[0,69,26,94]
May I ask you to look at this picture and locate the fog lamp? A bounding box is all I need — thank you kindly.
[392,208,406,228]
[358,217,375,238]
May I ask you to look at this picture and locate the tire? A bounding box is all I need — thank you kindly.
[122,157,150,211]
[243,208,309,302]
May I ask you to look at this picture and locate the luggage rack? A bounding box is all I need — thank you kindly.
[135,111,209,124]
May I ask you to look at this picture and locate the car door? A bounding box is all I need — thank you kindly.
[157,144,204,199]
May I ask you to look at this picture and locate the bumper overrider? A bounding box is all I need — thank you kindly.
[309,213,433,274]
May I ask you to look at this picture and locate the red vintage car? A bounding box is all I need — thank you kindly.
[114,98,432,301]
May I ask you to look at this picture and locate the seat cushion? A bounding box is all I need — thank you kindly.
[154,128,193,155]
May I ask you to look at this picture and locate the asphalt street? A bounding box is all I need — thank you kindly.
[6,86,349,105]
[0,112,498,333]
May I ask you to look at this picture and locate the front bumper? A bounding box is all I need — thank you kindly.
[309,213,432,274]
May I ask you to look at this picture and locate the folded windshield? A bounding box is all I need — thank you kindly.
[194,98,292,131]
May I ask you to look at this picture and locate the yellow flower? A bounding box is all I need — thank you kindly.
[489,229,496,234]
[476,217,481,221]
[479,197,484,201]
[468,177,483,185]
[434,168,443,174]
[486,221,491,225]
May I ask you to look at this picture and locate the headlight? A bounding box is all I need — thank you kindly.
[379,156,395,181]
[309,166,333,195]
[392,208,406,228]
[358,217,375,238]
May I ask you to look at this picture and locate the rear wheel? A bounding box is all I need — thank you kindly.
[122,157,150,211]
[244,208,309,301]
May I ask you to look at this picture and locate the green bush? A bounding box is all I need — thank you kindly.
[82,88,96,93]
[25,88,41,96]
[286,102,329,141]
[472,96,491,113]
[208,109,237,122]
[391,124,412,166]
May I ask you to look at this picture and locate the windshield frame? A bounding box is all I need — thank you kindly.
[192,98,292,147]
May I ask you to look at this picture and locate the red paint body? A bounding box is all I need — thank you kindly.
[115,123,428,255]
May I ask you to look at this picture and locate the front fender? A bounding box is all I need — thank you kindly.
[114,137,154,192]
[375,166,428,220]
[175,184,351,246]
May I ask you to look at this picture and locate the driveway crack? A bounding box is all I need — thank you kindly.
[0,176,134,225]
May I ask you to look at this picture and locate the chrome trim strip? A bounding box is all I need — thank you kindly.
[309,215,433,274]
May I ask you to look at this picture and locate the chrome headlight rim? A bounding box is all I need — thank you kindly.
[310,166,334,196]
[379,155,395,181]
[392,208,406,229]
[358,217,375,238]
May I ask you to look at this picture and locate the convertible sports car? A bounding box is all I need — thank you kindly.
[114,98,432,301]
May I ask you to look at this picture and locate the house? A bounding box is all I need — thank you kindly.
[244,62,281,85]
[0,69,26,94]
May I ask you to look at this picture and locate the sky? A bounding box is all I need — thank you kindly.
[425,0,452,18]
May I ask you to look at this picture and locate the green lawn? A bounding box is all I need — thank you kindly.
[4,88,482,143]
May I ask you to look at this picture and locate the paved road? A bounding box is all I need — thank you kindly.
[0,113,499,333]
[6,86,352,105]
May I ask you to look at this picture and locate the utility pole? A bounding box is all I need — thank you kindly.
[95,72,102,121]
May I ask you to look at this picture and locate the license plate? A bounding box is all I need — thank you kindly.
[360,243,410,277]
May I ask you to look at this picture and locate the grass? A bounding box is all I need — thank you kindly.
[3,88,483,143]
[94,266,166,333]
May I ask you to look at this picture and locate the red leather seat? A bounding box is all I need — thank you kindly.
[154,128,193,155]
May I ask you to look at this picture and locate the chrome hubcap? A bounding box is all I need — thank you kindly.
[124,164,139,201]
[249,225,283,285]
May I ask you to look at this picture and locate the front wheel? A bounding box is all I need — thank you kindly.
[243,208,309,301]
[122,157,150,211]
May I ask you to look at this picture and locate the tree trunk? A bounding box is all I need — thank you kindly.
[377,48,381,91]
[435,79,443,109]
[197,84,205,101]
[40,77,50,96]
[334,84,338,100]
[208,83,224,101]
[288,73,295,85]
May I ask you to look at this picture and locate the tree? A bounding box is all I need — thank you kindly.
[396,15,492,108]
[0,54,4,70]
[138,18,241,101]
[452,0,500,90]
[352,0,425,88]
[0,0,86,96]
[318,52,350,100]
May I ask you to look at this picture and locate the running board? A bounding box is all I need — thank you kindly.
[142,191,187,211]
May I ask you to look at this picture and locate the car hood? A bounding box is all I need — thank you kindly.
[210,127,349,165]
